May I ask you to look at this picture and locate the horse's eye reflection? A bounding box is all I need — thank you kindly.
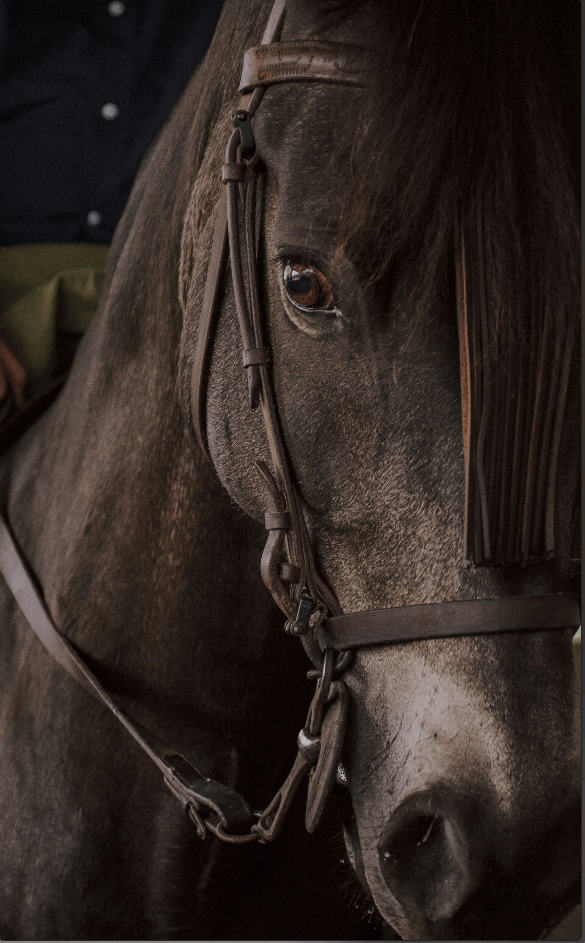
[282,261,336,314]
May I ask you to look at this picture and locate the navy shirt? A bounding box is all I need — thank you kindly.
[0,0,224,245]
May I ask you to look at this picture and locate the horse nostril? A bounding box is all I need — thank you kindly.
[379,791,487,927]
[381,813,446,886]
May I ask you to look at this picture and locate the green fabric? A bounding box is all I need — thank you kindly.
[0,243,110,378]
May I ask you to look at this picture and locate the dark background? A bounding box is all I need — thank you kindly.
[0,0,225,246]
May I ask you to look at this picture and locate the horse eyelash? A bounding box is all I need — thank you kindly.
[273,248,332,274]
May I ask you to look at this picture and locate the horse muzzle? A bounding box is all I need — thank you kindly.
[364,784,581,940]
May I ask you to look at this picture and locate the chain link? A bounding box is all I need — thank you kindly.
[204,815,261,843]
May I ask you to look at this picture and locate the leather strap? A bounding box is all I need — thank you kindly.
[190,1,288,462]
[319,594,581,650]
[191,24,369,626]
[190,193,230,461]
[239,41,369,93]
[0,502,339,843]
[0,512,256,836]
[243,347,270,366]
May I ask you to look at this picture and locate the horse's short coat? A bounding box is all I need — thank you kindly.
[0,0,580,939]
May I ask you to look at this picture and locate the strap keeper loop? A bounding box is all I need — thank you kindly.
[243,348,270,367]
[265,511,292,531]
[222,162,247,183]
[279,562,302,583]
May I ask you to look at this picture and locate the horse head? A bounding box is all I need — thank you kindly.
[180,0,580,938]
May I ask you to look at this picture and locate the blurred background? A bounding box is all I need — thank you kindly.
[0,0,224,419]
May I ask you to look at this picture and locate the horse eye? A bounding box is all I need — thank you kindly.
[283,262,335,312]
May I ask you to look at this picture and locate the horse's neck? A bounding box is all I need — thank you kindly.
[2,0,303,758]
[5,2,221,630]
[3,202,268,758]
[6,276,292,758]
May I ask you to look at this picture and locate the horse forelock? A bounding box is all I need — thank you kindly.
[330,1,579,333]
[184,0,579,343]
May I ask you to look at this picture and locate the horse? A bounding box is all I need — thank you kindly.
[0,0,580,939]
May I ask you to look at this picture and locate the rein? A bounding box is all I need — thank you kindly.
[0,0,580,846]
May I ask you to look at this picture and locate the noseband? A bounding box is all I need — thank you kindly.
[0,0,579,846]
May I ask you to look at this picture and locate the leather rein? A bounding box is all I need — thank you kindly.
[0,0,579,846]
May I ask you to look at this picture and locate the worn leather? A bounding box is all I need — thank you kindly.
[191,192,229,462]
[239,41,369,93]
[320,594,581,651]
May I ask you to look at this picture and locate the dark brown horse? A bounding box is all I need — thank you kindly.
[0,0,580,939]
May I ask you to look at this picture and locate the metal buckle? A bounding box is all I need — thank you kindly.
[232,110,256,159]
[162,754,255,836]
[285,593,313,636]
[317,646,335,704]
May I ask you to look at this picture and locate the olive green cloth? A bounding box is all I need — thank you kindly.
[0,243,109,379]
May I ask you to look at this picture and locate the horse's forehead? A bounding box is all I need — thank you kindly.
[257,83,354,165]
[283,0,386,45]
[256,83,367,244]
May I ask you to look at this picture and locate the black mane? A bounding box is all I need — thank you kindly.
[337,0,579,331]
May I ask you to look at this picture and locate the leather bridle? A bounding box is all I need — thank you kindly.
[0,0,579,846]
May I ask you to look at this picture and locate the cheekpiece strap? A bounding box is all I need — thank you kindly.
[239,41,370,93]
[243,347,270,367]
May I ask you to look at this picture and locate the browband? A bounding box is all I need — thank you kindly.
[320,594,581,650]
[239,41,370,93]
